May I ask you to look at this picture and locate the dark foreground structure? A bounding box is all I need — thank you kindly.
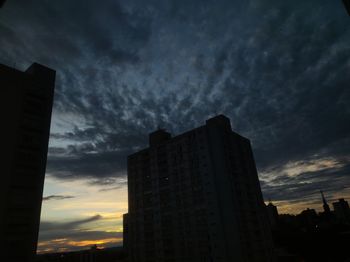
[0,0,6,8]
[0,63,55,262]
[343,0,350,16]
[124,115,274,262]
[35,246,127,262]
[268,197,350,262]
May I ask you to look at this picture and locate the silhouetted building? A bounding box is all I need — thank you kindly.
[343,0,350,16]
[35,247,126,262]
[299,208,318,229]
[125,115,274,262]
[0,0,6,8]
[320,190,331,214]
[266,201,279,228]
[0,63,55,262]
[272,197,350,262]
[123,213,129,253]
[333,198,350,224]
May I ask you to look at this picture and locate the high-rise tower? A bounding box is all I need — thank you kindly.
[124,115,274,262]
[332,198,350,224]
[0,63,55,261]
[266,201,279,228]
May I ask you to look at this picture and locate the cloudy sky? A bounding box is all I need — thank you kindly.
[1,0,350,253]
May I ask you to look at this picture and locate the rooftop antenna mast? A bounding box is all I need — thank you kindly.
[320,190,331,214]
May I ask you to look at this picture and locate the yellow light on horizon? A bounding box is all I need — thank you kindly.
[67,237,122,247]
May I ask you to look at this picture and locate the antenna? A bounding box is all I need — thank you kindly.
[320,190,331,213]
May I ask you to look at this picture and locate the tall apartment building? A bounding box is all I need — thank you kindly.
[332,198,350,224]
[0,63,55,261]
[124,115,274,262]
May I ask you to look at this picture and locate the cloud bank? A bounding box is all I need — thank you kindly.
[39,215,122,252]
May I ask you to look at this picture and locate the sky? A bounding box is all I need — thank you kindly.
[1,0,350,254]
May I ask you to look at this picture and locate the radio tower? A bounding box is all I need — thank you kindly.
[320,190,331,214]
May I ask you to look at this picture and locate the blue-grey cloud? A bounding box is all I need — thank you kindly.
[40,215,103,232]
[262,161,350,202]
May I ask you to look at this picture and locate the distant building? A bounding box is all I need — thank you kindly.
[35,247,126,262]
[124,115,274,262]
[332,198,350,224]
[0,63,55,262]
[299,208,318,229]
[266,202,279,228]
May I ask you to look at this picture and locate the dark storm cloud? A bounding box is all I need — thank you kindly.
[1,0,349,201]
[43,195,75,201]
[0,0,151,66]
[47,149,131,180]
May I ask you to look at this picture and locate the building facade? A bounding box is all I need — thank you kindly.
[0,63,55,261]
[124,115,274,262]
[266,202,279,229]
[333,198,350,224]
